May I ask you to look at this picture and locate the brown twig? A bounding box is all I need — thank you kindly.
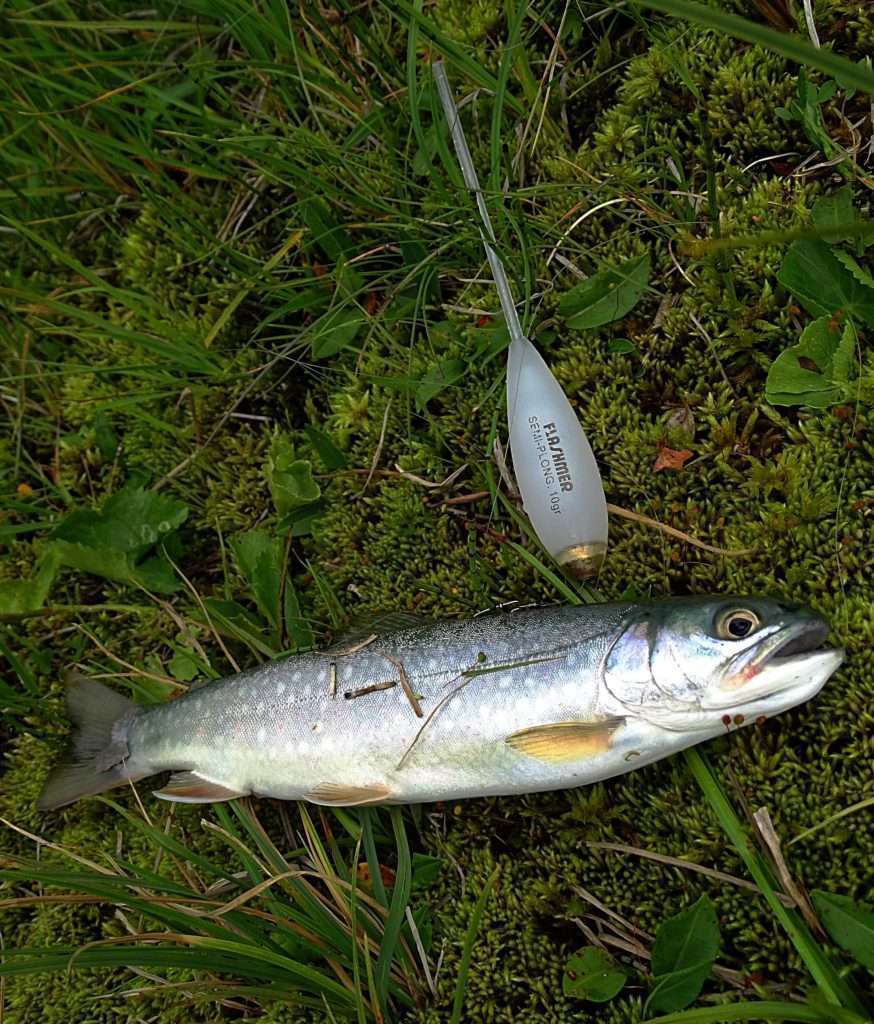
[324,464,753,556]
[606,502,755,557]
[76,626,179,689]
[587,841,794,907]
[572,885,653,940]
[357,398,392,497]
[752,807,823,933]
[437,490,490,506]
[393,463,467,490]
[492,437,519,498]
[161,547,241,674]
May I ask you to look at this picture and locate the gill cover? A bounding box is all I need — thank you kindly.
[603,611,706,729]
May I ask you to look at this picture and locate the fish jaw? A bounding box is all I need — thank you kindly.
[703,646,844,718]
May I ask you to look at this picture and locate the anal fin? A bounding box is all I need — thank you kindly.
[154,771,246,804]
[506,717,625,764]
[306,782,393,807]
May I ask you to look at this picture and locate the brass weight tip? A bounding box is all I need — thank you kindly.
[557,542,607,580]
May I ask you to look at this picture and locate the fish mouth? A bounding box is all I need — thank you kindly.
[705,618,843,710]
[752,618,830,668]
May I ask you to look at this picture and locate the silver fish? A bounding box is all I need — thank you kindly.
[38,597,843,810]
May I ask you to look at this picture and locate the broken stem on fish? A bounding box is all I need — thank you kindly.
[396,651,565,770]
[344,681,397,700]
[384,652,424,718]
[395,672,473,771]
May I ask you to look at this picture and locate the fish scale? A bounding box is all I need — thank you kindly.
[37,597,844,810]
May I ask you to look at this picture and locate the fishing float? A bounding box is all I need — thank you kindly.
[432,60,608,578]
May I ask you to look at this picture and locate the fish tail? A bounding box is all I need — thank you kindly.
[38,674,146,811]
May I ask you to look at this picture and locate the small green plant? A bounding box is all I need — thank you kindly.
[558,254,651,331]
[197,430,326,657]
[775,69,850,175]
[647,895,721,1014]
[767,188,873,408]
[562,946,628,1002]
[0,481,189,617]
[812,891,874,972]
[766,316,856,409]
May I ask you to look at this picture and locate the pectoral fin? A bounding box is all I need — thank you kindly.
[154,772,247,803]
[506,717,624,764]
[306,782,393,806]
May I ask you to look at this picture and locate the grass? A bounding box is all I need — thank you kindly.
[2,0,874,1022]
[0,798,429,1021]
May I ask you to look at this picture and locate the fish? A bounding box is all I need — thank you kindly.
[37,596,844,810]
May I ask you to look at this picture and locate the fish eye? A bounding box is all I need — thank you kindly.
[715,608,760,640]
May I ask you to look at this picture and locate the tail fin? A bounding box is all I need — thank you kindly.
[38,674,144,811]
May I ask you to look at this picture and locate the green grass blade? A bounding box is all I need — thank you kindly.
[646,1000,861,1023]
[489,0,526,195]
[360,808,389,908]
[507,540,584,606]
[684,749,866,1015]
[185,936,358,1006]
[374,808,412,1011]
[633,0,874,95]
[384,0,524,115]
[450,865,500,1024]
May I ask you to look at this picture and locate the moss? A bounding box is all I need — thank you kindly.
[2,1,874,1022]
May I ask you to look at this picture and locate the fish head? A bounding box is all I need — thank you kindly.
[603,597,843,731]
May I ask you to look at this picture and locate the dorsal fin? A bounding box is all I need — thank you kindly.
[322,613,430,653]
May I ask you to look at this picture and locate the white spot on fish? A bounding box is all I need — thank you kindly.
[257,727,266,743]
[304,684,313,697]
[276,682,286,696]
[292,671,301,682]
[256,703,264,714]
[285,740,295,753]
[428,659,439,671]
[498,676,511,690]
[298,741,309,755]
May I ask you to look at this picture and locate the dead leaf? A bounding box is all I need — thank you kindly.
[653,444,693,472]
[356,862,396,888]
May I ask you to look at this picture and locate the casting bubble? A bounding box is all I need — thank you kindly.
[433,61,608,578]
